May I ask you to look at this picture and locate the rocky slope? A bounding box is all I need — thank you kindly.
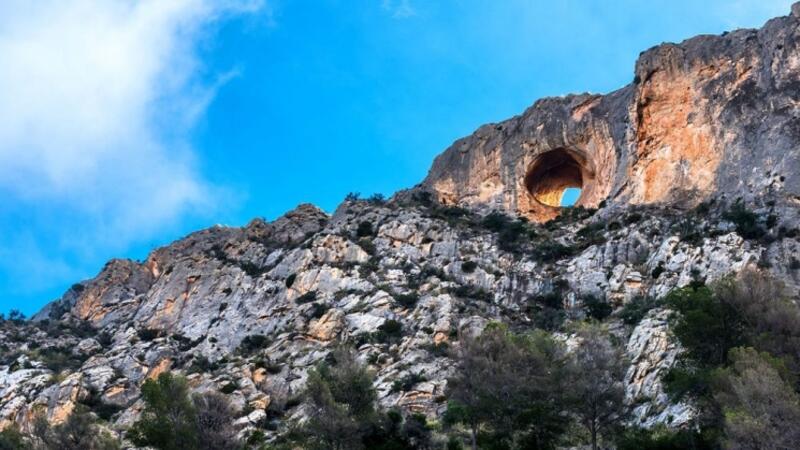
[2,3,800,445]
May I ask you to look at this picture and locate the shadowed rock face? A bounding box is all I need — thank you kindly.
[423,7,800,222]
[4,4,800,441]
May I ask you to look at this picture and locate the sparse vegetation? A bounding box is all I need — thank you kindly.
[295,290,318,304]
[723,199,766,240]
[460,260,478,273]
[237,334,270,355]
[356,220,374,238]
[128,372,239,450]
[393,292,420,309]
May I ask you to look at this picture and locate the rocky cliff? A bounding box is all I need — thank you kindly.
[424,4,800,222]
[2,4,800,446]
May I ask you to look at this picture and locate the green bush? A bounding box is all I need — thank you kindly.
[651,261,666,279]
[137,328,161,341]
[460,260,478,273]
[128,372,239,450]
[356,220,374,237]
[393,293,419,309]
[285,273,297,288]
[127,373,199,449]
[390,372,427,393]
[616,425,716,450]
[237,334,270,355]
[532,240,575,262]
[449,285,493,302]
[617,295,660,326]
[723,200,765,240]
[238,261,267,278]
[295,291,317,304]
[219,382,237,394]
[309,303,330,319]
[583,295,612,321]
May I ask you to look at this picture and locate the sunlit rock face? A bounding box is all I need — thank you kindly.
[423,7,800,222]
[4,3,800,442]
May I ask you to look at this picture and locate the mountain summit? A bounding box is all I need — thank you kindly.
[2,4,800,449]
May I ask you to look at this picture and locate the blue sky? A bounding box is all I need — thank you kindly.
[0,0,793,315]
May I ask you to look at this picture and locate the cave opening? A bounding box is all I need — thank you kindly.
[525,148,589,208]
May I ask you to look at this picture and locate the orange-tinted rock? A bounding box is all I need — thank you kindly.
[424,10,800,221]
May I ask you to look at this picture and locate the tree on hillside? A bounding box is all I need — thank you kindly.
[445,323,569,450]
[665,270,800,400]
[713,269,800,376]
[566,324,628,450]
[0,426,27,450]
[32,406,120,450]
[711,347,800,450]
[128,373,198,450]
[128,372,239,450]
[193,392,239,450]
[301,346,431,450]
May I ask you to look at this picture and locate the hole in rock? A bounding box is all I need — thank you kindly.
[561,187,581,207]
[525,149,588,208]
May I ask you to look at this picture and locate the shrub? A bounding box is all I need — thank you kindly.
[239,261,267,278]
[33,406,121,450]
[449,285,493,302]
[137,328,161,341]
[651,261,666,279]
[460,260,478,273]
[527,293,565,331]
[237,334,270,355]
[616,425,715,450]
[188,355,218,374]
[532,240,575,262]
[481,211,511,232]
[367,193,386,205]
[356,221,374,237]
[391,372,428,393]
[309,303,330,319]
[285,273,297,288]
[576,222,607,247]
[0,426,26,450]
[39,346,88,373]
[583,295,612,321]
[296,291,317,304]
[624,212,643,224]
[124,372,195,446]
[357,237,376,255]
[723,200,765,240]
[128,372,239,450]
[446,324,570,449]
[377,320,403,338]
[393,293,419,309]
[219,382,237,394]
[617,296,660,326]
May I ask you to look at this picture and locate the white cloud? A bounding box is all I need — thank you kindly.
[0,0,263,246]
[381,0,416,19]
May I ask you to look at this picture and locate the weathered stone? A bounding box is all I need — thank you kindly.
[3,4,800,441]
[423,9,800,222]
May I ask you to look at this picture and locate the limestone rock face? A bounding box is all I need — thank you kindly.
[423,9,800,221]
[2,4,800,443]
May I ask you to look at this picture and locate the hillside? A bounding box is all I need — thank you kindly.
[2,4,800,450]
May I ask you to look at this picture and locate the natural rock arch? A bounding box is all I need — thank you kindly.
[522,148,597,219]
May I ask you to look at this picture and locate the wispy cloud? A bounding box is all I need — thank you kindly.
[381,0,416,19]
[0,0,264,307]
